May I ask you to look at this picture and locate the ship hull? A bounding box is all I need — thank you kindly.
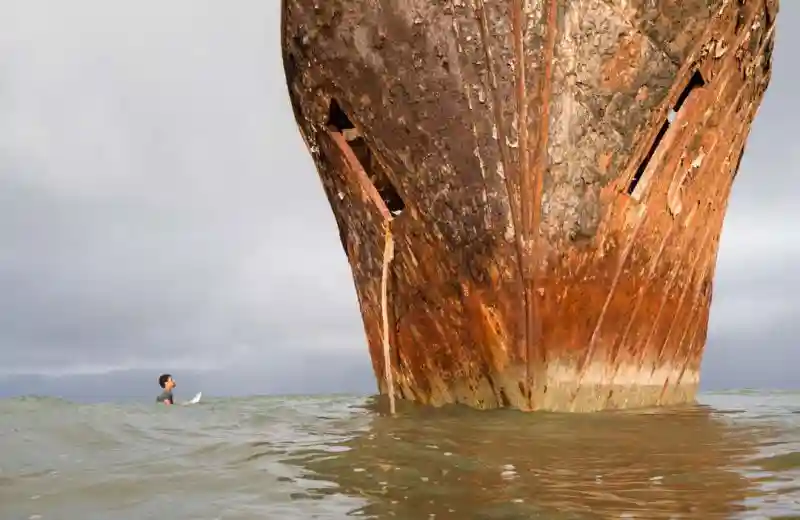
[281,0,778,411]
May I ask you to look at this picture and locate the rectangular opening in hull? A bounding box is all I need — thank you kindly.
[627,121,670,196]
[327,99,406,216]
[627,70,706,199]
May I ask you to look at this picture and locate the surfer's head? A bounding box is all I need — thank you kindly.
[158,373,175,391]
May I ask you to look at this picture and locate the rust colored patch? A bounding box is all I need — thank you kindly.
[600,31,646,91]
[281,0,779,412]
[598,151,613,174]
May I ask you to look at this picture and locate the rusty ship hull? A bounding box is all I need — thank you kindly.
[281,0,778,412]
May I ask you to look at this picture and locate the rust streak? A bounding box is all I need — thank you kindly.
[510,0,532,402]
[653,225,716,370]
[668,104,759,390]
[633,20,776,376]
[668,167,740,360]
[532,0,560,237]
[578,204,647,376]
[577,24,746,378]
[528,0,560,392]
[511,0,529,239]
[473,0,529,361]
[609,224,675,368]
[653,46,772,369]
[645,224,714,372]
[636,170,724,375]
[661,265,712,401]
[448,3,493,230]
[578,64,709,376]
[282,0,779,412]
[511,0,533,403]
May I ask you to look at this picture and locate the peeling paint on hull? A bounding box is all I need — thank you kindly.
[280,0,779,412]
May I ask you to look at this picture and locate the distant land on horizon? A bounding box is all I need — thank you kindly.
[0,341,795,402]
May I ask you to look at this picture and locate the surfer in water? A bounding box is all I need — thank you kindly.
[156,373,176,405]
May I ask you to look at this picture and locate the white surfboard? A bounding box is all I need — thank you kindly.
[183,391,202,405]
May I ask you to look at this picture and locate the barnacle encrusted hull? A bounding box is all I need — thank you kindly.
[281,0,778,411]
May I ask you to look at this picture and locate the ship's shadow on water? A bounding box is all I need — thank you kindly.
[284,396,776,519]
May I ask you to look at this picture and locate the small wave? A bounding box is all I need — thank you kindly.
[0,392,799,519]
[752,451,800,472]
[0,395,76,408]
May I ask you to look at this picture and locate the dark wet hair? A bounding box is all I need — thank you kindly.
[158,374,172,388]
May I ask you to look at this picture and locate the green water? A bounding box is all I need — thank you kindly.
[0,391,798,519]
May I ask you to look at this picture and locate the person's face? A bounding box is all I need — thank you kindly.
[167,377,176,390]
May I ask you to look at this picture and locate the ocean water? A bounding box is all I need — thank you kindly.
[0,391,798,519]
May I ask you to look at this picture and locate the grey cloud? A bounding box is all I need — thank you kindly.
[0,0,364,378]
[0,1,798,395]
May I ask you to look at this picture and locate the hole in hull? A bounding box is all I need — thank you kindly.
[327,99,406,216]
[627,121,670,195]
[673,71,705,111]
[627,70,706,198]
[327,99,355,131]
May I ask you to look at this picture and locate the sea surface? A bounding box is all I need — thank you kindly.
[0,391,799,519]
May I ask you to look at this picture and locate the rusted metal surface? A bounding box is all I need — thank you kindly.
[281,0,778,411]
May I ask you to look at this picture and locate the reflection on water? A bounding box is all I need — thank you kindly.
[293,399,769,519]
[0,392,798,519]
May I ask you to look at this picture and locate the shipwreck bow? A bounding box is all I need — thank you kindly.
[281,0,778,411]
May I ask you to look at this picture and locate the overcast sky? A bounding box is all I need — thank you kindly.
[0,2,796,399]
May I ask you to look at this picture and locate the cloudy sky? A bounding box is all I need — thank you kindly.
[0,2,796,399]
